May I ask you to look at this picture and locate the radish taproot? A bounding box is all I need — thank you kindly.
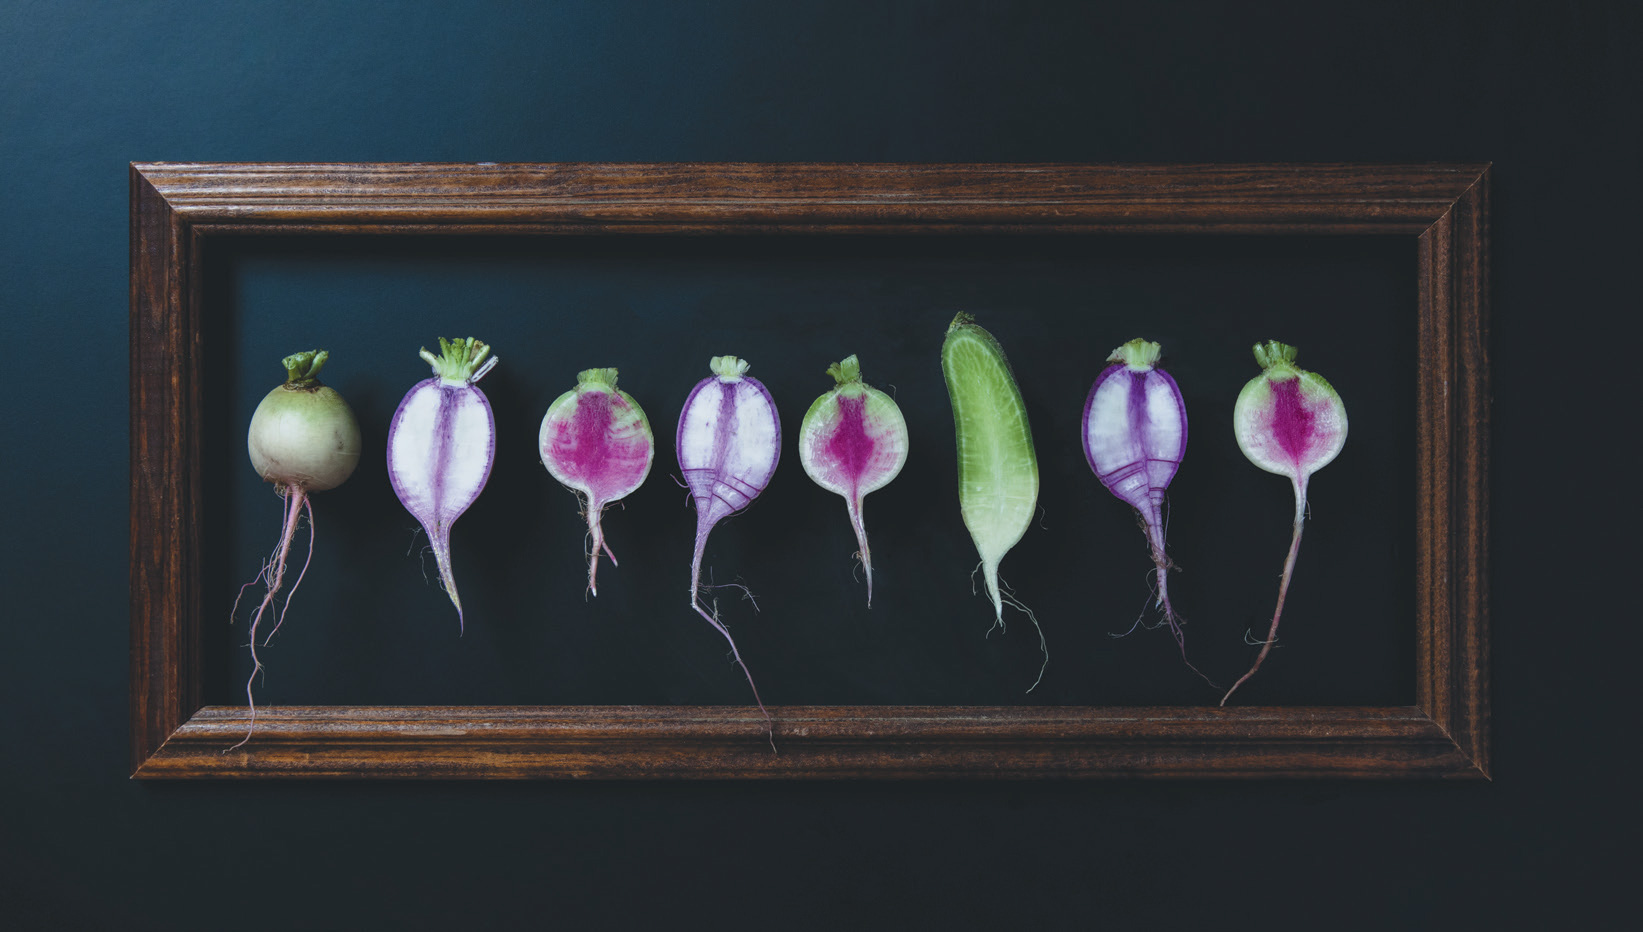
[1082,338,1206,681]
[387,337,498,631]
[940,313,1047,689]
[1221,340,1347,705]
[677,355,779,723]
[539,367,654,595]
[797,354,908,605]
[236,349,361,747]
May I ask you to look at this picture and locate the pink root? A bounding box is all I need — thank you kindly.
[229,485,309,751]
[690,519,774,750]
[585,500,619,597]
[1141,507,1215,689]
[1222,480,1309,706]
[429,532,464,633]
[845,494,873,607]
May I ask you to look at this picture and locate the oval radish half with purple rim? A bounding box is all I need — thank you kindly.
[1082,338,1207,681]
[677,355,780,727]
[539,367,654,595]
[1222,339,1347,705]
[388,337,498,632]
[798,354,908,606]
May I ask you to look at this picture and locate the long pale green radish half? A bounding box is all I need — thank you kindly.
[941,313,1045,687]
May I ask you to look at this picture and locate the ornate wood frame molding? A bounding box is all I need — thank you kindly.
[131,163,1489,778]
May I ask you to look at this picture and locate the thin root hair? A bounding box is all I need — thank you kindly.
[1244,629,1282,647]
[1000,590,1049,694]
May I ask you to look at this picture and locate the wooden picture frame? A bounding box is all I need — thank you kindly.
[130,162,1489,779]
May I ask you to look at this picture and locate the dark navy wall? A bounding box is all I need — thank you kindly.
[2,2,1634,928]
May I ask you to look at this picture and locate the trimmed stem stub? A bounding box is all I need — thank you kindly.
[577,367,620,389]
[419,337,497,384]
[1107,338,1162,370]
[825,355,862,385]
[281,350,329,386]
[1253,340,1300,373]
[710,355,751,379]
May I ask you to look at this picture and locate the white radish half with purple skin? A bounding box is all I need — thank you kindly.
[798,355,908,606]
[677,355,779,724]
[388,337,498,632]
[1082,338,1206,681]
[235,349,361,748]
[539,367,654,595]
[1221,340,1347,705]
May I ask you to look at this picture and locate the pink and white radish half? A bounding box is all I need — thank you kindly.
[235,349,361,747]
[941,314,1048,690]
[539,367,654,595]
[1082,338,1206,679]
[677,355,779,721]
[797,355,908,606]
[388,337,498,632]
[1221,340,1347,705]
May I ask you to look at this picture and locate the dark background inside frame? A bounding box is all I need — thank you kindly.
[6,0,1637,928]
[203,233,1415,708]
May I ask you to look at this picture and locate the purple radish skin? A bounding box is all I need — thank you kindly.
[798,355,908,606]
[1222,340,1347,705]
[677,355,779,732]
[235,349,361,748]
[539,367,654,595]
[388,337,498,632]
[1082,338,1208,682]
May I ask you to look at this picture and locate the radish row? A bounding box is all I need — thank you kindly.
[229,329,1346,745]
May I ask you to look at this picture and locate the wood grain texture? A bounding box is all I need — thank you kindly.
[130,162,1491,779]
[136,706,1478,780]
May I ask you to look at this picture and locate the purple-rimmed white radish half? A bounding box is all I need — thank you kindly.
[798,355,908,606]
[388,337,498,632]
[1221,340,1347,705]
[677,355,779,725]
[539,367,654,595]
[1082,338,1206,681]
[235,349,361,747]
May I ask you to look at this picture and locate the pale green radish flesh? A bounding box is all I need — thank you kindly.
[941,314,1039,627]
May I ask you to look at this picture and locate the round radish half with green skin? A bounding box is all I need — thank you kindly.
[676,355,780,733]
[941,313,1047,690]
[798,355,908,606]
[1222,340,1347,705]
[235,349,361,749]
[539,367,654,596]
[388,337,498,633]
[1082,338,1208,683]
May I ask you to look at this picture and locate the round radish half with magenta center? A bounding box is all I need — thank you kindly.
[1082,338,1207,683]
[388,336,498,632]
[1222,339,1347,705]
[235,348,361,748]
[676,355,780,733]
[798,354,908,606]
[539,367,654,596]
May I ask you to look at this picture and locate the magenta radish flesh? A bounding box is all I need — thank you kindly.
[1082,338,1206,680]
[387,337,498,631]
[539,367,654,595]
[1221,340,1347,705]
[677,355,779,723]
[797,355,908,605]
[235,349,361,747]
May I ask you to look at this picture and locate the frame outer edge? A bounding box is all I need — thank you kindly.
[128,163,1494,779]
